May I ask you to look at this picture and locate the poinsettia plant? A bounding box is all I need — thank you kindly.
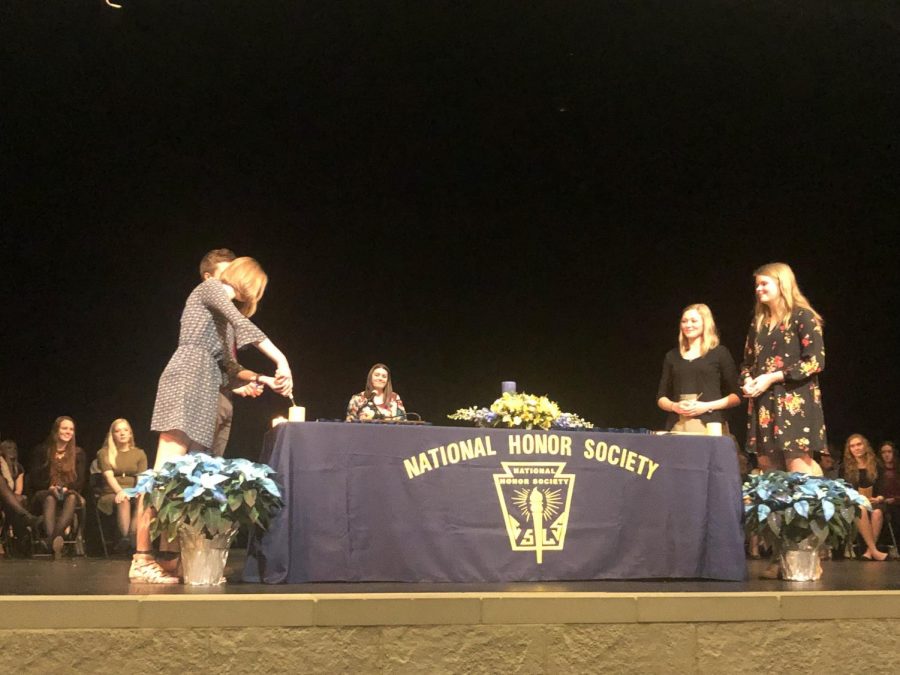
[742,471,871,549]
[126,453,283,542]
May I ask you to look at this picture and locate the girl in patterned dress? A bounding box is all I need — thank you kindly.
[345,363,407,421]
[131,257,294,583]
[741,262,825,474]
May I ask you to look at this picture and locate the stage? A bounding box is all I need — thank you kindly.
[2,552,898,673]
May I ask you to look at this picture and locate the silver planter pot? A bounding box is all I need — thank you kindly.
[178,524,239,586]
[779,536,824,581]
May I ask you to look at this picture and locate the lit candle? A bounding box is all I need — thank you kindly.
[272,416,287,428]
[288,406,306,422]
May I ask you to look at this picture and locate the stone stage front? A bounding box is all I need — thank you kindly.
[1,553,898,673]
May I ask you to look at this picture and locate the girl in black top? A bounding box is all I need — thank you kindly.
[29,416,86,558]
[657,304,740,432]
[842,434,887,561]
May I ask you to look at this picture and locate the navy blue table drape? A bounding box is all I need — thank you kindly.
[243,423,746,583]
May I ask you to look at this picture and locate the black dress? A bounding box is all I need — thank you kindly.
[741,307,826,458]
[656,345,740,430]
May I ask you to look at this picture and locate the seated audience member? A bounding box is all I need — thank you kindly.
[817,445,840,479]
[842,434,887,561]
[1,440,40,538]
[346,363,407,421]
[96,419,148,553]
[738,453,765,558]
[29,417,87,559]
[874,440,900,544]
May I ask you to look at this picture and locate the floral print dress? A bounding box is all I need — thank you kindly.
[345,392,406,421]
[741,307,826,458]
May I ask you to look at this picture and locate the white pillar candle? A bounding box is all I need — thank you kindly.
[288,406,306,422]
[706,422,723,436]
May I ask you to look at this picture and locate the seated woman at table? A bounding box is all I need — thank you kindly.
[842,433,888,561]
[29,416,86,558]
[656,303,741,433]
[96,418,148,553]
[346,363,407,421]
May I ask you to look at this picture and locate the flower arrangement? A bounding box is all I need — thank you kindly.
[126,453,284,543]
[449,392,594,431]
[742,471,870,550]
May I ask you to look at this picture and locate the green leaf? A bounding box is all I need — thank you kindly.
[766,511,782,537]
[228,493,243,512]
[244,489,257,509]
[810,520,827,543]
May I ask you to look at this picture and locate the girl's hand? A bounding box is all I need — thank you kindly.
[743,373,778,398]
[681,401,709,418]
[114,491,130,505]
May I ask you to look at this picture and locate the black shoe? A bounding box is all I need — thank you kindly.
[113,537,133,555]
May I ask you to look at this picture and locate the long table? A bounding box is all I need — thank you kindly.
[243,423,746,583]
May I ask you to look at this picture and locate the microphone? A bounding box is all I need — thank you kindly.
[363,390,385,420]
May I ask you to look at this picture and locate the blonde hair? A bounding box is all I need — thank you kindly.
[102,418,135,471]
[842,433,878,486]
[753,262,822,332]
[219,257,268,317]
[678,303,720,357]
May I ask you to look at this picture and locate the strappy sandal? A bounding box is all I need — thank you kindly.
[129,557,180,584]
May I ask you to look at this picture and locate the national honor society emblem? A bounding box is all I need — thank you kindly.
[493,461,575,564]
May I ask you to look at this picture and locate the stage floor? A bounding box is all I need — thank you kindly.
[2,550,899,595]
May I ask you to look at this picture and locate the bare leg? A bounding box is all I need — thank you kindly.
[131,430,188,583]
[786,455,819,475]
[859,510,887,560]
[871,508,884,544]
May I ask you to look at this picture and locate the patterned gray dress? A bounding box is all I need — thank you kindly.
[151,278,267,449]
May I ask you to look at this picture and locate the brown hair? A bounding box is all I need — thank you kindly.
[45,416,77,486]
[218,257,268,317]
[842,433,878,487]
[366,363,394,402]
[199,248,236,279]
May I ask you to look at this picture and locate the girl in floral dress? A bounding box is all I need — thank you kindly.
[741,262,826,474]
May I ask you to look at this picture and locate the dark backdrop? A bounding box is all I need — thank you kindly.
[2,1,898,466]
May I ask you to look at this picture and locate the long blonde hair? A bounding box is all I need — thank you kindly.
[678,303,720,357]
[102,418,135,471]
[753,262,822,332]
[219,256,268,317]
[842,433,878,486]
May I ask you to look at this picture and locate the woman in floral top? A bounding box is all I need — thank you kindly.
[346,363,407,421]
[741,262,825,474]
